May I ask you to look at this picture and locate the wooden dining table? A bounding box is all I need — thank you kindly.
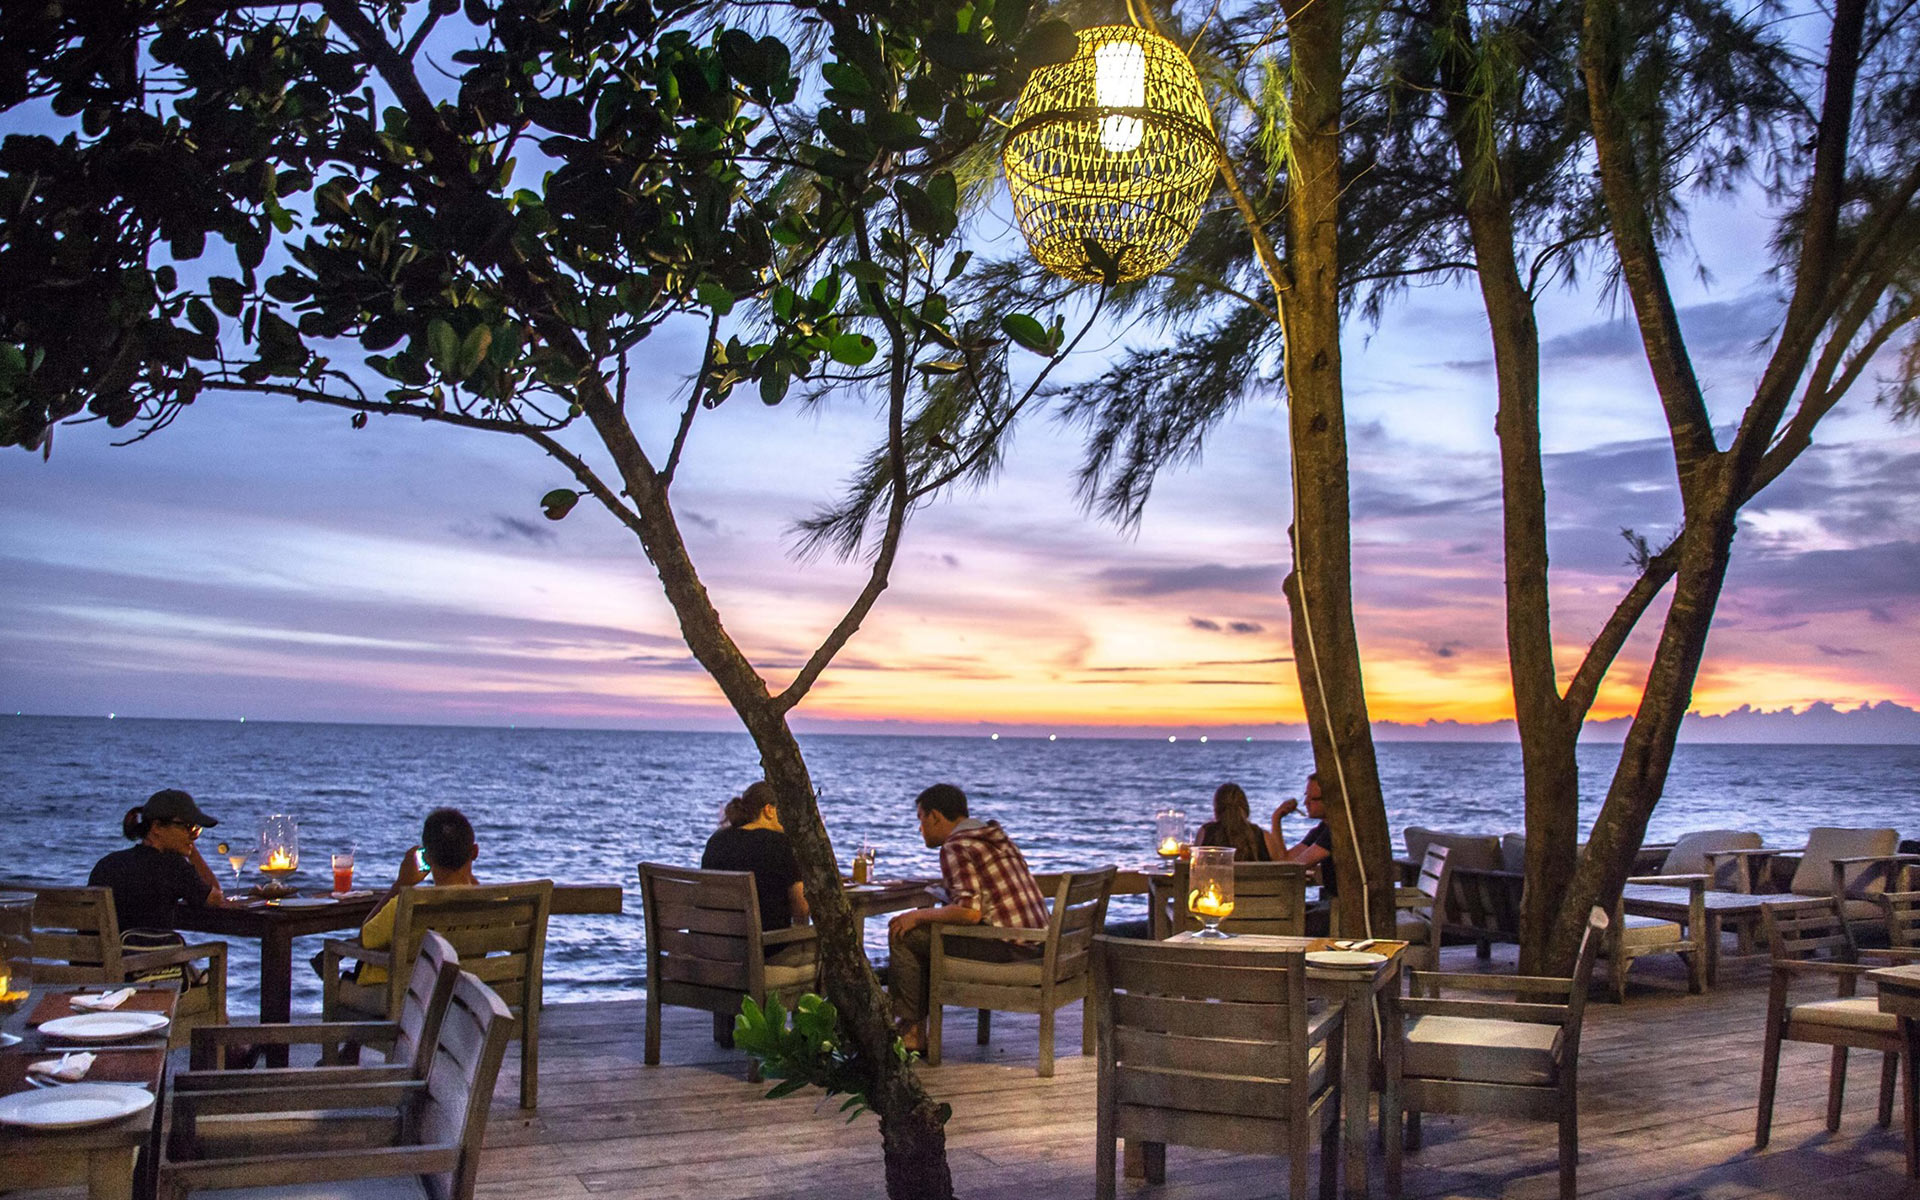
[171,881,626,1030]
[1871,963,1920,1179]
[1140,933,1407,1200]
[1,985,177,1200]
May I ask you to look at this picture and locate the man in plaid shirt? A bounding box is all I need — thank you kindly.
[888,782,1048,1052]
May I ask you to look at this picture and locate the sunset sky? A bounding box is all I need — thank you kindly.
[3,182,1916,739]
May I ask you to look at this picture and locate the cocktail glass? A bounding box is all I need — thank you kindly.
[332,850,355,895]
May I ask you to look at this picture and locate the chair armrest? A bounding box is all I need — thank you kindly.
[322,938,390,970]
[1704,847,1798,893]
[1400,995,1570,1024]
[1407,969,1574,996]
[174,1063,411,1092]
[1393,885,1430,909]
[1773,960,1878,979]
[763,925,819,948]
[1862,948,1920,965]
[121,939,227,973]
[189,1020,400,1069]
[934,923,1046,943]
[1832,854,1920,897]
[160,1142,459,1187]
[170,1078,424,1118]
[1628,873,1708,887]
[1306,1004,1345,1045]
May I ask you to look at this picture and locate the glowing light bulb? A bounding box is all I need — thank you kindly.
[1095,39,1146,153]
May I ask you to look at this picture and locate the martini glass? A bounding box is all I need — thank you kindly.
[216,842,250,898]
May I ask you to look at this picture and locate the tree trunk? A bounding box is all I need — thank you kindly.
[1279,0,1394,937]
[1427,0,1582,973]
[744,705,958,1198]
[1544,506,1737,969]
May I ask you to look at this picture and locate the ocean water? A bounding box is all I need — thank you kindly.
[5,715,1918,1013]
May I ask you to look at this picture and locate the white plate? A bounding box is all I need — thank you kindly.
[274,896,338,908]
[37,1011,170,1041]
[0,1083,154,1129]
[1306,949,1388,970]
[0,1031,18,1047]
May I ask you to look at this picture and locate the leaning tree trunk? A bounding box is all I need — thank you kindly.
[1544,506,1738,968]
[751,715,954,1199]
[1277,0,1394,937]
[583,405,958,1199]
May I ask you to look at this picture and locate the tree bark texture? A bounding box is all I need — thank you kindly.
[1428,0,1581,972]
[1278,0,1394,938]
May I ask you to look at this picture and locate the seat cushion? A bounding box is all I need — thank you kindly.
[1663,830,1761,884]
[1793,828,1898,897]
[764,961,818,990]
[1791,996,1898,1034]
[1404,1015,1561,1086]
[1617,913,1682,948]
[1404,829,1502,873]
[938,954,1049,985]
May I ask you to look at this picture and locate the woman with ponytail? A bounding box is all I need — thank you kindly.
[88,788,226,933]
[700,781,810,933]
[1194,782,1283,862]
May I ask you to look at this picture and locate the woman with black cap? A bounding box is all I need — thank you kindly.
[88,788,228,935]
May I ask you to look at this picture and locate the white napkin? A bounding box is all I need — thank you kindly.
[28,1052,95,1082]
[71,988,135,1012]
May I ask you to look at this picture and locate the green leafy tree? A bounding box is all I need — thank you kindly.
[0,1,1079,1193]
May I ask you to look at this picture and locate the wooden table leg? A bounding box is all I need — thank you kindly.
[1903,1014,1919,1179]
[259,927,294,1067]
[86,1145,138,1200]
[1382,974,1403,1198]
[1705,914,1723,987]
[1342,977,1374,1199]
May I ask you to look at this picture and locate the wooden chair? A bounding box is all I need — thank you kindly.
[1755,896,1920,1147]
[1091,934,1341,1200]
[1393,845,1451,981]
[19,884,227,1049]
[186,930,460,1079]
[638,862,818,1082]
[1147,860,1308,938]
[1883,890,1920,950]
[1715,828,1915,930]
[159,969,514,1200]
[928,866,1116,1077]
[322,880,551,1109]
[1391,906,1609,1200]
[1608,871,1708,1002]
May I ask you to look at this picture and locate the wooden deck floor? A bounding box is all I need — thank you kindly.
[477,947,1918,1200]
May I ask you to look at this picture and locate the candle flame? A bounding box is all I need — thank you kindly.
[1188,883,1234,919]
[1157,837,1183,857]
[264,848,296,871]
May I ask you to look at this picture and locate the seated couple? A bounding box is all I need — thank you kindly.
[702,778,1051,1056]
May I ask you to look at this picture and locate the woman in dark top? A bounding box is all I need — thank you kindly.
[700,781,809,931]
[88,788,226,933]
[1194,782,1283,862]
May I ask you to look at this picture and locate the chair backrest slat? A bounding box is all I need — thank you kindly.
[385,882,552,1035]
[1883,890,1920,950]
[393,930,462,1077]
[414,971,514,1200]
[17,885,124,978]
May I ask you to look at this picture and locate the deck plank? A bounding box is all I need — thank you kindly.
[468,944,1915,1198]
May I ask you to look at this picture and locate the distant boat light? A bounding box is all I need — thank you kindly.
[991,733,1000,741]
[1167,735,1176,743]
[1200,736,1209,743]
[1048,734,1057,741]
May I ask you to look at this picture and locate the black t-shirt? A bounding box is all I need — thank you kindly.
[700,826,802,931]
[88,843,208,932]
[1302,821,1335,893]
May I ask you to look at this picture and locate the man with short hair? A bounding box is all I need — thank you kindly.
[1273,772,1332,873]
[331,807,480,989]
[887,783,1048,1053]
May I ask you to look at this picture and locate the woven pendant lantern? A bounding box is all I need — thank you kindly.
[1003,25,1216,285]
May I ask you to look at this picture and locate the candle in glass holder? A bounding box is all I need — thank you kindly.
[1154,808,1189,859]
[1187,845,1236,937]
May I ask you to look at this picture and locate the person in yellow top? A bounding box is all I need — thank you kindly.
[354,808,480,986]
